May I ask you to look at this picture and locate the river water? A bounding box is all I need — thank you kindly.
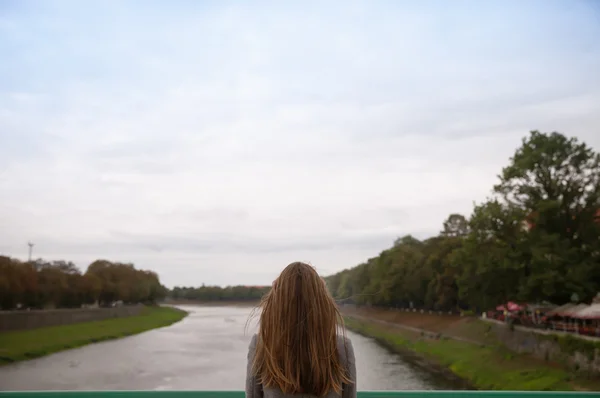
[0,306,463,391]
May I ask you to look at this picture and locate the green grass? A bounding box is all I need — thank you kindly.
[0,306,187,366]
[344,317,600,392]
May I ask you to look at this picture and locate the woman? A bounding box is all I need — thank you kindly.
[246,262,357,398]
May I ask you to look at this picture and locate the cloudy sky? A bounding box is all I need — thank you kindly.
[1,0,599,287]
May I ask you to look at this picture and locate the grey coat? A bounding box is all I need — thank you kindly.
[245,334,357,398]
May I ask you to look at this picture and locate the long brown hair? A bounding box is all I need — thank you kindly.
[250,262,352,397]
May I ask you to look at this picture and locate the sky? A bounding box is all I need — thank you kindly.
[1,0,599,287]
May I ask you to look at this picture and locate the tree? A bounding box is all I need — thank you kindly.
[324,131,600,312]
[441,214,469,237]
[453,200,526,310]
[495,130,599,244]
[167,285,270,302]
[494,131,600,303]
[393,235,422,248]
[422,236,463,310]
[0,256,168,309]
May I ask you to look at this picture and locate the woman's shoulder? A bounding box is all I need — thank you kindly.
[249,333,258,349]
[247,334,258,360]
[336,333,352,346]
[336,333,354,363]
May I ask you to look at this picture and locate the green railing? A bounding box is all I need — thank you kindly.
[0,392,598,398]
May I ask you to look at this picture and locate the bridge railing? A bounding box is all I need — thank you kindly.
[0,391,598,398]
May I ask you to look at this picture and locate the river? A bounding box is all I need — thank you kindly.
[0,306,464,391]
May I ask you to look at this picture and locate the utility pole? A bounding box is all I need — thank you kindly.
[28,242,34,262]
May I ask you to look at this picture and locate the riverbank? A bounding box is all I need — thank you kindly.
[164,299,259,307]
[0,306,187,366]
[344,315,600,391]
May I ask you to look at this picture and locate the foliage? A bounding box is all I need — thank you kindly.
[0,306,187,365]
[441,213,470,237]
[168,285,270,302]
[326,131,600,311]
[0,257,167,310]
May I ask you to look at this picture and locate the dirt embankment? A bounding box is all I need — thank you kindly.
[0,306,145,332]
[342,306,461,330]
[341,306,501,346]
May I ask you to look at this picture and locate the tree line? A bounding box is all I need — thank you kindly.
[325,131,600,313]
[168,285,270,302]
[6,131,594,313]
[0,257,167,310]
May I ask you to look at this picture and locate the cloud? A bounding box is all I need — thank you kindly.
[1,0,600,286]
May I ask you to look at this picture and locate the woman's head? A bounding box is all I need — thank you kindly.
[251,262,351,397]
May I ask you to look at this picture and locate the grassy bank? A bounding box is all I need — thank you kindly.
[0,306,187,366]
[344,316,600,391]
